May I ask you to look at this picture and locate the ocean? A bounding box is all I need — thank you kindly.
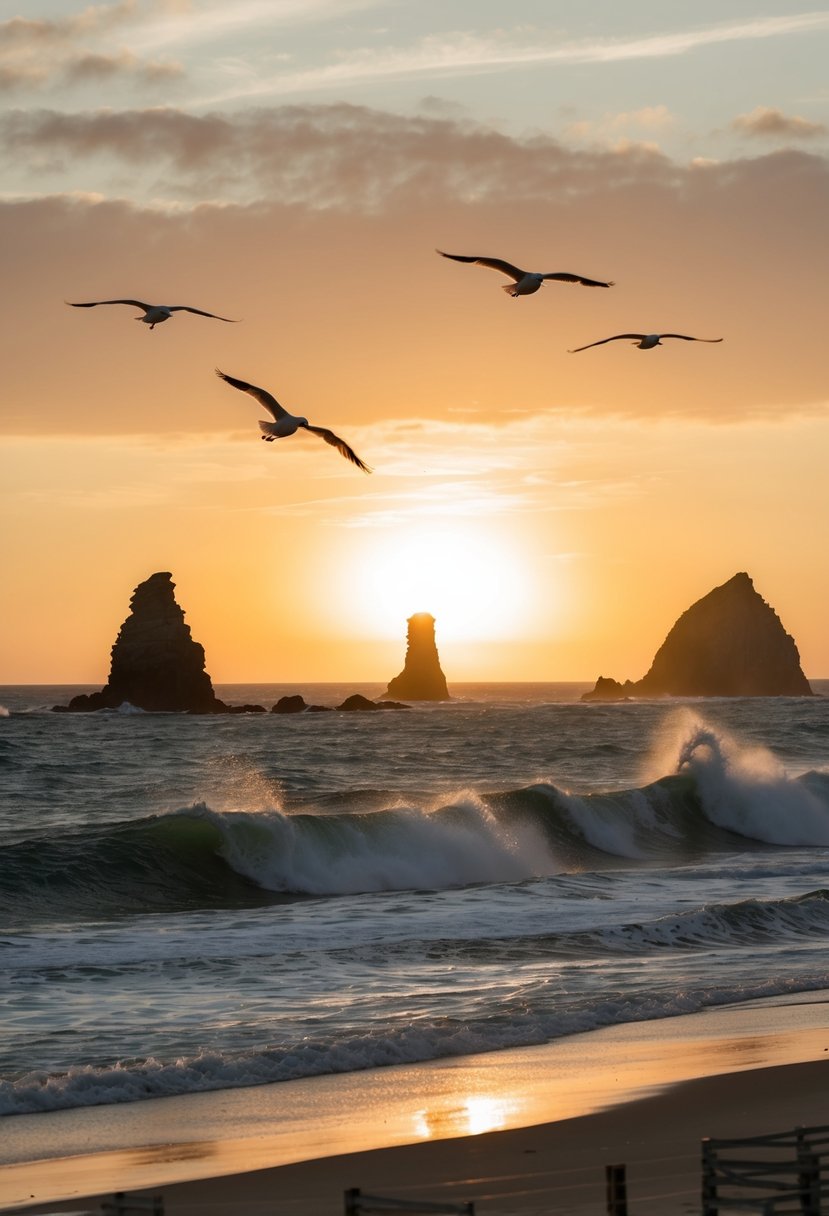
[1,682,828,1122]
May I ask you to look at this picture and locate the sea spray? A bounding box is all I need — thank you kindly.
[671,713,829,845]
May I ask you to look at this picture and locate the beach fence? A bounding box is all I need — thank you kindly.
[701,1124,829,1216]
[344,1188,474,1216]
[100,1194,163,1216]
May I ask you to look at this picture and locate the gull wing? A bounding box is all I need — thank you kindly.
[66,299,151,310]
[436,251,525,281]
[541,272,615,288]
[215,368,288,419]
[305,425,372,473]
[660,334,723,342]
[169,306,237,322]
[568,334,646,352]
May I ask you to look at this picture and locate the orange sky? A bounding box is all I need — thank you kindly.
[1,5,828,684]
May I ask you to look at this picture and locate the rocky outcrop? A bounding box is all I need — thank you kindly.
[583,573,813,700]
[385,613,450,701]
[272,695,308,714]
[337,694,409,712]
[57,572,228,713]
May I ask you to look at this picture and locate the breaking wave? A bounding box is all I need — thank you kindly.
[1,713,827,925]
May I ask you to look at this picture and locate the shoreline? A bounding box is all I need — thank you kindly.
[3,992,828,1213]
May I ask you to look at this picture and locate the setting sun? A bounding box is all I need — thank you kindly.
[335,523,537,643]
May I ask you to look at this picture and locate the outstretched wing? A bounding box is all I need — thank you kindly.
[170,306,237,322]
[541,272,614,288]
[305,425,372,473]
[568,334,645,352]
[436,250,525,282]
[660,334,723,342]
[215,368,288,419]
[66,299,151,310]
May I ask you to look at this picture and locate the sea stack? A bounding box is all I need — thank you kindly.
[60,572,227,713]
[583,572,812,700]
[385,613,450,701]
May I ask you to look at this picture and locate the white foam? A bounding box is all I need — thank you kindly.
[658,709,829,845]
[4,970,829,1117]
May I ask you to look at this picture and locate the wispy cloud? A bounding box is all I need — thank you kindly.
[131,0,384,51]
[194,13,829,103]
[731,105,828,140]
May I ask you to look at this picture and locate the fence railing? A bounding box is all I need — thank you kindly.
[701,1124,829,1216]
[344,1188,474,1216]
[100,1193,164,1216]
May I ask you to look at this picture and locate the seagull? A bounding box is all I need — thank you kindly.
[215,369,371,473]
[437,250,614,295]
[569,333,723,352]
[66,299,238,330]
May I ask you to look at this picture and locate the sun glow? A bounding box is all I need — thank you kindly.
[341,523,535,642]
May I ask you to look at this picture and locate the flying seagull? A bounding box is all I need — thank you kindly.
[568,332,723,352]
[215,369,371,473]
[437,250,614,295]
[66,299,238,330]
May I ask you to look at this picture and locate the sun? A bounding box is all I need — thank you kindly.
[339,522,535,642]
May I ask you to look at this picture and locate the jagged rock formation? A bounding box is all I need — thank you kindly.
[385,613,450,701]
[583,573,813,700]
[58,572,228,713]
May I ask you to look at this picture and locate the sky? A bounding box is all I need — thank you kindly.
[1,0,828,684]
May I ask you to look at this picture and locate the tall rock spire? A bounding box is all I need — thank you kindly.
[62,572,226,713]
[385,613,450,701]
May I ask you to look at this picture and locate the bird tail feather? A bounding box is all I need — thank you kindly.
[258,420,279,438]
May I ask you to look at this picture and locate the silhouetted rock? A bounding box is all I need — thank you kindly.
[57,572,228,714]
[226,703,267,714]
[336,694,410,711]
[583,573,813,700]
[272,695,308,714]
[306,704,335,713]
[337,694,380,711]
[385,613,450,701]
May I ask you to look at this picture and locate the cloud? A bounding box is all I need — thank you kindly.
[62,49,184,86]
[1,117,828,430]
[191,13,829,104]
[0,102,677,206]
[130,0,384,51]
[731,106,828,140]
[564,106,675,154]
[0,2,186,94]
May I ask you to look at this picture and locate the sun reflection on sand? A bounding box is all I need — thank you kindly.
[414,1092,519,1140]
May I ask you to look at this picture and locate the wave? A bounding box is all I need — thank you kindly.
[1,713,827,925]
[3,966,828,1117]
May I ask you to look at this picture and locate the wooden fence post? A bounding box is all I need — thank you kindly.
[605,1163,627,1216]
[797,1150,820,1216]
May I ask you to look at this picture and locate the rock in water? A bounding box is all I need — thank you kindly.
[583,572,812,700]
[61,572,227,713]
[385,613,450,701]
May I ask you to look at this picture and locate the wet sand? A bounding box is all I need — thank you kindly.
[3,994,828,1216]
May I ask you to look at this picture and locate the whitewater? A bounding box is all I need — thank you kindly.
[1,682,828,1120]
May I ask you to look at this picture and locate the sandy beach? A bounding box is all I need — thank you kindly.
[3,993,827,1216]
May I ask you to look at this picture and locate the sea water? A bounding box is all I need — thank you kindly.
[1,682,828,1119]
